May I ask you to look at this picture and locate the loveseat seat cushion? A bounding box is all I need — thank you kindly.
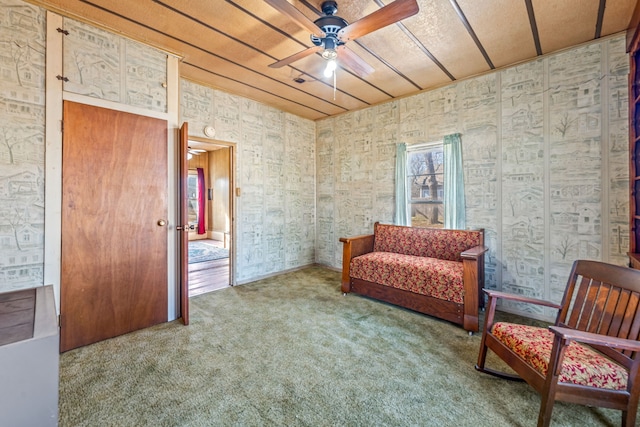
[491,322,628,390]
[373,223,482,262]
[349,251,464,303]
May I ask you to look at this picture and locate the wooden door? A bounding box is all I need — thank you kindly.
[60,101,168,352]
[179,122,189,325]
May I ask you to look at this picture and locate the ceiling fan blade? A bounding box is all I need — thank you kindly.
[338,0,419,42]
[264,0,325,37]
[336,46,374,78]
[269,45,323,68]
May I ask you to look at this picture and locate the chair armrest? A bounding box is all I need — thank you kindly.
[483,289,563,310]
[461,245,488,260]
[549,326,640,353]
[481,289,561,334]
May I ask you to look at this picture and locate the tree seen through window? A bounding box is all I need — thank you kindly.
[407,145,444,227]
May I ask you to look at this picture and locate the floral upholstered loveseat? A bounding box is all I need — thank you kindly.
[340,222,487,333]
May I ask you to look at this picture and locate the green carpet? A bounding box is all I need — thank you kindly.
[59,267,624,426]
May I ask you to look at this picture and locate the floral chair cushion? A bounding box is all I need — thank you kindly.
[373,223,481,262]
[491,322,628,390]
[350,251,464,303]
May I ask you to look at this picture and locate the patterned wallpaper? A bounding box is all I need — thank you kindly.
[0,0,317,292]
[180,80,316,282]
[0,1,171,293]
[316,36,629,320]
[0,0,46,291]
[62,18,167,112]
[0,0,631,321]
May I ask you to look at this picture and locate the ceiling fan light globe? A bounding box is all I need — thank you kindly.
[324,59,337,77]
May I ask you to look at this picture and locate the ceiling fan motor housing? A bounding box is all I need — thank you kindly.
[311,2,348,53]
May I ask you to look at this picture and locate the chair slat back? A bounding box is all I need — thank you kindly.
[557,260,640,367]
[587,283,610,334]
[599,285,620,334]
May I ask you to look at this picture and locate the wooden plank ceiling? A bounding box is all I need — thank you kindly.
[28,0,638,120]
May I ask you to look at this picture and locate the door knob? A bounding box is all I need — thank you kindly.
[157,219,167,226]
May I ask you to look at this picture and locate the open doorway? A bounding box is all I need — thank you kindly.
[185,138,234,296]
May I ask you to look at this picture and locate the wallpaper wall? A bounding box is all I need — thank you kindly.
[317,35,629,320]
[0,0,316,292]
[180,80,316,282]
[62,18,167,113]
[0,1,171,293]
[0,0,631,322]
[0,0,46,291]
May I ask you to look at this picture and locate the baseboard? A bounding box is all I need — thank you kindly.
[235,263,319,286]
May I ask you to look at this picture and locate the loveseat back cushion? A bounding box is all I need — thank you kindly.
[373,223,482,262]
[491,322,628,390]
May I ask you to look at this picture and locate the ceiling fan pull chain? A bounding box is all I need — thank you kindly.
[333,71,336,101]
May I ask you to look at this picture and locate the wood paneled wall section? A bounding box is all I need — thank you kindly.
[188,154,209,232]
[208,148,230,235]
[187,154,208,170]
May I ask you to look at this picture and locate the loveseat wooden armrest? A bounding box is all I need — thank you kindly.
[461,245,488,259]
[461,244,489,326]
[339,234,374,293]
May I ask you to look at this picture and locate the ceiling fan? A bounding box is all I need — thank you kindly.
[266,0,419,78]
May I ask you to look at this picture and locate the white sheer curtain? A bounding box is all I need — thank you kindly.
[443,133,465,229]
[394,143,409,225]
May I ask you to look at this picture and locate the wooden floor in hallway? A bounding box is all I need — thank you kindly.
[188,239,230,297]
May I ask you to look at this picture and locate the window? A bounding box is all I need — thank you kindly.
[407,144,444,227]
[187,170,199,227]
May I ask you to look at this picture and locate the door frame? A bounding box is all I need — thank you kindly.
[179,123,189,325]
[186,135,237,287]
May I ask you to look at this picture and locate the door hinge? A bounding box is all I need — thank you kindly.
[60,120,63,132]
[56,75,69,82]
[56,27,69,35]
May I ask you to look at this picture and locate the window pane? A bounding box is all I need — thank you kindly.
[407,146,444,228]
[187,171,199,226]
[409,203,444,228]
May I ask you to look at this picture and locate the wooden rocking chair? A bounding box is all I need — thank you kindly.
[475,260,640,427]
